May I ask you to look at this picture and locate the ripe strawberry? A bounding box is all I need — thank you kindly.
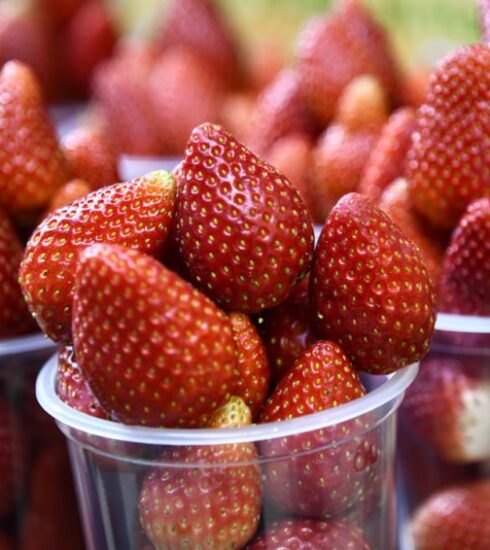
[149,48,224,156]
[139,392,260,548]
[407,44,490,229]
[249,69,316,155]
[21,444,84,550]
[73,244,237,427]
[259,341,380,517]
[56,344,109,419]
[176,123,314,313]
[48,179,91,212]
[479,0,490,42]
[295,0,400,125]
[0,533,12,550]
[438,197,490,315]
[0,61,68,220]
[154,0,240,86]
[60,0,117,95]
[0,397,21,519]
[229,312,269,419]
[379,179,446,283]
[359,107,416,202]
[20,170,177,342]
[92,44,161,155]
[247,519,372,549]
[0,208,35,337]
[258,277,314,385]
[410,480,490,550]
[311,193,437,375]
[310,125,378,222]
[402,354,490,464]
[38,0,86,29]
[61,126,119,189]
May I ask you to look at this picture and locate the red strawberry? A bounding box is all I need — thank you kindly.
[229,312,269,419]
[73,244,237,427]
[0,397,22,519]
[38,0,86,29]
[60,0,117,95]
[139,392,260,548]
[311,193,437,375]
[258,277,314,385]
[310,125,378,222]
[92,44,161,155]
[479,0,490,42]
[407,44,490,229]
[154,0,240,86]
[438,197,490,315]
[176,123,314,313]
[56,344,109,419]
[149,48,224,156]
[295,0,400,125]
[410,480,490,550]
[20,170,177,342]
[0,61,68,220]
[259,341,380,517]
[402,354,490,464]
[48,179,91,212]
[247,519,372,549]
[0,533,12,550]
[0,208,35,337]
[249,69,316,155]
[21,444,84,550]
[379,178,446,283]
[61,126,119,189]
[359,107,416,202]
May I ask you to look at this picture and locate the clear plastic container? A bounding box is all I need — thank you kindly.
[37,354,418,550]
[398,314,490,549]
[118,155,182,181]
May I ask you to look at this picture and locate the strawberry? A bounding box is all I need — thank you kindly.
[21,444,84,550]
[311,193,437,375]
[48,179,91,212]
[149,48,224,156]
[295,0,400,125]
[410,480,490,550]
[259,341,380,517]
[0,397,21,519]
[208,395,252,428]
[218,92,256,145]
[244,42,284,92]
[61,126,119,189]
[247,519,372,549]
[56,344,109,419]
[229,312,269,419]
[139,392,261,548]
[154,0,240,87]
[73,244,236,427]
[402,354,490,464]
[249,69,316,155]
[310,125,378,222]
[92,43,161,155]
[0,533,12,550]
[258,277,314,385]
[479,0,490,42]
[379,179,446,283]
[438,197,490,315]
[407,44,490,229]
[0,208,35,337]
[359,107,416,202]
[402,65,431,108]
[0,61,68,220]
[37,0,86,29]
[60,0,117,95]
[20,170,177,342]
[176,123,314,313]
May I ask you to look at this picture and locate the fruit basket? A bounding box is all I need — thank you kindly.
[37,353,418,550]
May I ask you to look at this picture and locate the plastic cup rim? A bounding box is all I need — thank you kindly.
[435,312,490,334]
[36,354,419,446]
[0,332,55,356]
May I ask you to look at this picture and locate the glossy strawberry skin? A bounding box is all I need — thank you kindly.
[176,123,314,313]
[0,61,68,219]
[56,345,109,419]
[247,519,372,549]
[438,197,490,315]
[20,171,177,342]
[259,341,380,517]
[411,480,490,550]
[311,193,437,375]
[407,45,490,229]
[229,312,270,419]
[48,179,91,212]
[73,244,237,427]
